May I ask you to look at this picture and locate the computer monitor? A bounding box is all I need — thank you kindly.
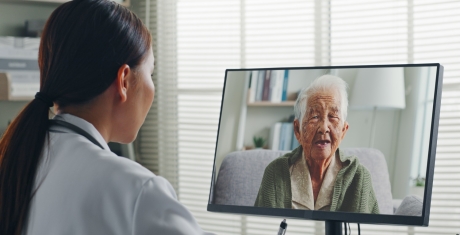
[207,64,443,234]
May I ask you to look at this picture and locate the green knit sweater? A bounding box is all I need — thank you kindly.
[254,146,380,214]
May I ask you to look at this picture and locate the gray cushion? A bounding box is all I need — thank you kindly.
[394,195,423,216]
[213,148,393,215]
[213,149,285,206]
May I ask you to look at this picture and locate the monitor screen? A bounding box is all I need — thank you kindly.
[208,64,443,226]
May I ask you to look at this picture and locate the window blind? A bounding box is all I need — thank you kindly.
[330,0,408,65]
[243,0,316,68]
[136,0,460,234]
[412,1,460,234]
[176,1,243,234]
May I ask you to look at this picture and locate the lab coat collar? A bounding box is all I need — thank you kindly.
[52,113,111,151]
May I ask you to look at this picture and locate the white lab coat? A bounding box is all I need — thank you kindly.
[25,114,213,235]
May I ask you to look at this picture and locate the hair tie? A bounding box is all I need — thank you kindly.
[35,92,54,107]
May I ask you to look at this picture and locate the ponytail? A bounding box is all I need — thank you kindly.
[0,98,52,234]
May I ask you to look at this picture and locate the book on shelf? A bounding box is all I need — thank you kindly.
[248,71,258,103]
[270,70,284,103]
[269,122,282,150]
[282,70,289,101]
[262,70,271,101]
[256,70,265,101]
[269,121,298,151]
[249,70,289,104]
[279,122,286,150]
[282,123,293,150]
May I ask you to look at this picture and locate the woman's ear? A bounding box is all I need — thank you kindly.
[116,64,131,103]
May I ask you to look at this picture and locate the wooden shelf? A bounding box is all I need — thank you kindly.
[247,101,295,107]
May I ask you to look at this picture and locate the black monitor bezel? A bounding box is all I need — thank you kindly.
[207,63,443,226]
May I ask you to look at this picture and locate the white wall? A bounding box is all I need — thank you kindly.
[214,71,247,175]
[337,67,436,199]
[335,68,401,192]
[392,66,436,199]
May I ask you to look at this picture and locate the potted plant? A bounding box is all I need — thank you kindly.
[253,136,266,149]
[410,175,425,198]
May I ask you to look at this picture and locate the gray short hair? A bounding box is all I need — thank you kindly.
[294,75,348,126]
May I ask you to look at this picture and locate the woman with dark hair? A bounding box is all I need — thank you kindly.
[0,0,212,234]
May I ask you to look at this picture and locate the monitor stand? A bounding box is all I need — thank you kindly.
[325,221,342,235]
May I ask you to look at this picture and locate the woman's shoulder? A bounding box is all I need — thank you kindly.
[88,148,158,187]
[49,131,158,189]
[100,152,155,179]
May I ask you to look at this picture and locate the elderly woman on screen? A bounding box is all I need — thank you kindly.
[254,75,379,214]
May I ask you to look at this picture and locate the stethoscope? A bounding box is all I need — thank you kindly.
[49,119,105,150]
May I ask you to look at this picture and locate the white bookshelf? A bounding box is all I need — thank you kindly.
[237,69,329,150]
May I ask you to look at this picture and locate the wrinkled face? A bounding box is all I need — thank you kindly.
[294,89,348,161]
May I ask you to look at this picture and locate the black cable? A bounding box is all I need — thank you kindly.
[349,223,351,235]
[358,223,361,235]
[344,222,347,235]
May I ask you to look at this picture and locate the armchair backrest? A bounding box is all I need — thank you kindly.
[213,149,284,207]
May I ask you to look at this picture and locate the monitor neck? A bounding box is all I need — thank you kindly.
[325,221,343,235]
